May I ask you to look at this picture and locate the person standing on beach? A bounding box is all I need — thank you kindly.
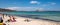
[0,17,3,23]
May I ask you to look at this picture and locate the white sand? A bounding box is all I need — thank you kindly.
[1,14,60,25]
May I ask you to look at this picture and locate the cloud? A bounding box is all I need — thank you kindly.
[38,8,44,11]
[6,7,20,10]
[5,7,36,11]
[48,2,56,5]
[42,2,56,7]
[42,4,48,6]
[50,2,56,5]
[30,1,40,4]
[5,7,44,11]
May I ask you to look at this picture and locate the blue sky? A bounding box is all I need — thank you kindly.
[0,0,60,11]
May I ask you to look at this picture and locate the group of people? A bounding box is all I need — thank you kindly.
[7,16,16,22]
[3,14,16,25]
[0,13,16,25]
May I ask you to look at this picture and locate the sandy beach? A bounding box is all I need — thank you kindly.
[0,14,60,25]
[0,0,60,25]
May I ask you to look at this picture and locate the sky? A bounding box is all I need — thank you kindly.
[0,0,60,11]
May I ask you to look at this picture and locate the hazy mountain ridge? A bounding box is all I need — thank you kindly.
[0,8,16,12]
[0,8,60,12]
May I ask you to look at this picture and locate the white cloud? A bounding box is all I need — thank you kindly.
[42,2,56,7]
[42,4,48,6]
[51,2,56,5]
[5,7,37,11]
[6,7,20,10]
[30,1,40,4]
[38,8,44,11]
[48,2,56,5]
[5,7,44,11]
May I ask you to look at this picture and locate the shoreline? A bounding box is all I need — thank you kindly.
[0,13,60,25]
[0,13,60,22]
[8,15,60,25]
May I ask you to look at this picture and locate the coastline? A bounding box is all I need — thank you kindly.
[0,14,59,25]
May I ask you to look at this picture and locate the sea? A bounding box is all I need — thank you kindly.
[0,11,60,22]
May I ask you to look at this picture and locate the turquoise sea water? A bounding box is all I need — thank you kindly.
[0,11,60,22]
